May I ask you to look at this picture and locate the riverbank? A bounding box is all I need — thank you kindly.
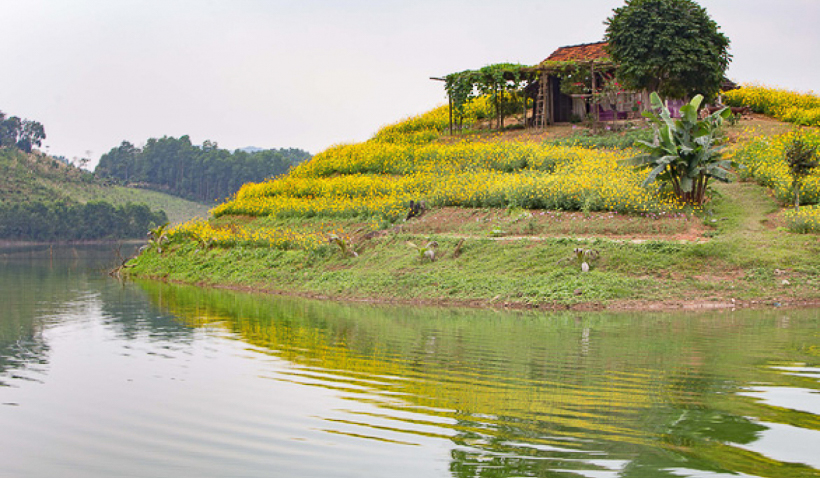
[132,275,820,312]
[126,180,820,312]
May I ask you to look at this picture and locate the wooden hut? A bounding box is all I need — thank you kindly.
[530,41,645,127]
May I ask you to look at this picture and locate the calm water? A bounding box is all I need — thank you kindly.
[1,246,819,478]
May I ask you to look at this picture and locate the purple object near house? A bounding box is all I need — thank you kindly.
[597,105,615,121]
[667,99,686,118]
[596,105,630,121]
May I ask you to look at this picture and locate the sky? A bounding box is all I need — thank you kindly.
[1,0,818,168]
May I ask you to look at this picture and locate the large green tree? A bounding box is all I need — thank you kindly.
[0,110,46,152]
[604,0,731,100]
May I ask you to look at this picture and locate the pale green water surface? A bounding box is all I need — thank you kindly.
[1,245,819,478]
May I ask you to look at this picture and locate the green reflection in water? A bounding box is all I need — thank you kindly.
[137,280,820,478]
[0,246,192,386]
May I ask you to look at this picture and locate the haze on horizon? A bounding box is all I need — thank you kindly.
[1,0,818,168]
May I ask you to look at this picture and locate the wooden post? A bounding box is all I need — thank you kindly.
[429,76,452,134]
[546,76,553,127]
[591,62,599,123]
[448,94,453,136]
[495,84,500,130]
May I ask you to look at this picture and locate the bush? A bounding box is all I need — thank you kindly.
[785,205,820,233]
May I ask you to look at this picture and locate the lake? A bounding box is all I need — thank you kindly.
[1,245,819,478]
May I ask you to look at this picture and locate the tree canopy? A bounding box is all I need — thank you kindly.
[95,137,311,203]
[604,0,731,100]
[0,110,46,153]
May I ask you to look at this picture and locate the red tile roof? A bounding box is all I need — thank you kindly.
[544,41,609,63]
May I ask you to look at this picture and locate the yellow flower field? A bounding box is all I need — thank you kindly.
[170,218,329,250]
[214,141,676,215]
[172,97,713,249]
[725,85,820,127]
[205,94,692,230]
[732,129,820,205]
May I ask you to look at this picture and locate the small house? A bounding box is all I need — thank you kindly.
[530,41,649,127]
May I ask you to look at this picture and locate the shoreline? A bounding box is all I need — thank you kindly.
[132,273,820,313]
[0,239,146,247]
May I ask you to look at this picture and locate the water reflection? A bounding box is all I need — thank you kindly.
[1,246,819,478]
[136,282,820,478]
[0,245,191,388]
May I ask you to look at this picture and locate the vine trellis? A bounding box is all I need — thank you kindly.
[443,63,533,133]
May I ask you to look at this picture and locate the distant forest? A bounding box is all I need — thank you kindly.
[95,136,311,202]
[0,201,167,241]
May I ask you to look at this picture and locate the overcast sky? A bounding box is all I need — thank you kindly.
[1,0,818,167]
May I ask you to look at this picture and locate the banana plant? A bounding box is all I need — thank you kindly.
[406,241,438,262]
[147,222,170,254]
[328,234,358,257]
[622,92,736,205]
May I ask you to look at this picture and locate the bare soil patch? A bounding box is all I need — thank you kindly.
[399,207,708,243]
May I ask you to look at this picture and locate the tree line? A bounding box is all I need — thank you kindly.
[95,136,311,203]
[0,110,46,153]
[0,201,168,241]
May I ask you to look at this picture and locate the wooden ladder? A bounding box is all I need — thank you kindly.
[534,79,549,128]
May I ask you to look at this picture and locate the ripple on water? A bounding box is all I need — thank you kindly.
[2,254,820,477]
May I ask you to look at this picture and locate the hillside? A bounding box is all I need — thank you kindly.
[0,148,209,225]
[127,86,820,310]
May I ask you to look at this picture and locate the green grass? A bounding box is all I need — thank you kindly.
[544,126,653,150]
[127,179,820,308]
[58,183,210,224]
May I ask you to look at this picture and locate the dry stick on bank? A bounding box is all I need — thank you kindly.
[110,243,137,278]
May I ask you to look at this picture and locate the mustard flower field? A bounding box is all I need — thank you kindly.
[725,85,820,127]
[167,87,820,249]
[731,129,820,205]
[207,98,679,229]
[169,218,328,250]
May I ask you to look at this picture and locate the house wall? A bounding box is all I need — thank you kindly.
[549,76,574,123]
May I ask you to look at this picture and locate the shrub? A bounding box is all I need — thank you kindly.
[785,205,820,233]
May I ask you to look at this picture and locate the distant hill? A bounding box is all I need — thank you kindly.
[0,148,210,241]
[1,106,213,241]
[96,137,312,203]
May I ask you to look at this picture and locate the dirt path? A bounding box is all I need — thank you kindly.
[712,181,779,237]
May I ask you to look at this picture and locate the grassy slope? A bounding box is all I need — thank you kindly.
[0,149,209,224]
[127,184,820,309]
[127,117,820,310]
